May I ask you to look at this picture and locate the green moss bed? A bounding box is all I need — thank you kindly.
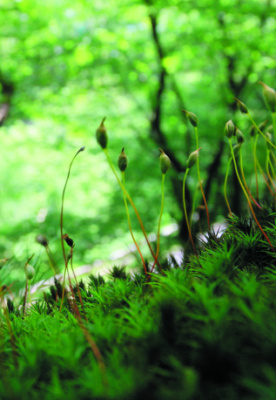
[1,211,276,400]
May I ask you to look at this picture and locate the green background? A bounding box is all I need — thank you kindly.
[0,0,275,283]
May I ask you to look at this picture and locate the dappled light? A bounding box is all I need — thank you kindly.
[0,0,275,398]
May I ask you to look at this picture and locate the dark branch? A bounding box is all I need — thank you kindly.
[0,71,15,126]
[145,10,185,173]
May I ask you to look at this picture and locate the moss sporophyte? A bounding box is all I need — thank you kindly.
[23,254,35,315]
[182,110,210,230]
[159,148,171,174]
[235,98,276,149]
[224,123,258,213]
[36,234,58,274]
[118,148,147,277]
[224,119,236,138]
[182,110,198,127]
[56,81,276,287]
[58,146,107,385]
[96,118,163,273]
[1,81,276,400]
[150,149,170,272]
[182,148,202,259]
[259,82,276,112]
[226,130,275,252]
[60,146,85,311]
[25,264,35,280]
[118,148,128,172]
[94,83,275,264]
[96,117,108,149]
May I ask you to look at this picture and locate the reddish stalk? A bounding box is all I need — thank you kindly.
[150,173,166,273]
[58,147,106,388]
[69,245,87,320]
[104,148,163,273]
[239,150,262,209]
[256,158,275,197]
[183,168,199,259]
[252,136,260,200]
[229,138,275,252]
[23,254,34,316]
[121,171,148,279]
[224,158,233,217]
[195,127,210,230]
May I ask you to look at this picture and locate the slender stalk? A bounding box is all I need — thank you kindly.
[121,171,148,277]
[23,254,34,316]
[271,151,276,165]
[182,169,198,258]
[60,147,84,311]
[64,257,81,318]
[195,127,210,230]
[266,150,276,192]
[224,157,233,217]
[247,113,276,149]
[239,148,261,209]
[189,182,200,227]
[256,158,274,197]
[252,135,259,200]
[156,173,165,259]
[268,156,276,181]
[103,148,163,272]
[70,247,86,320]
[150,173,165,273]
[59,209,108,392]
[23,279,28,316]
[272,112,276,136]
[228,138,275,252]
[45,246,58,275]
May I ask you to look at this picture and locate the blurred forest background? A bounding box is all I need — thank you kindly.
[0,0,275,278]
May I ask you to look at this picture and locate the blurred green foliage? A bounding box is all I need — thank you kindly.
[0,0,275,271]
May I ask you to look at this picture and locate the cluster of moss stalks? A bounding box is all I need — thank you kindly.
[0,82,275,399]
[1,210,276,400]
